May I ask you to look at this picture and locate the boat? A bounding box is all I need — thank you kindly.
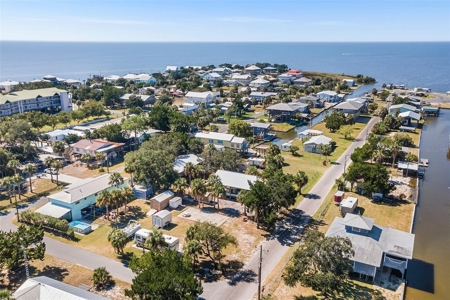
[122,220,142,238]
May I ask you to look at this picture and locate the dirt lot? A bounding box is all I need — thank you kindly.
[59,163,102,179]
[1,254,130,300]
[179,207,229,226]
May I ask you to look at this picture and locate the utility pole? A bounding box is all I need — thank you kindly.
[258,245,262,300]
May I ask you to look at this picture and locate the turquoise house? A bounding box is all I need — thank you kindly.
[389,103,417,115]
[36,174,128,221]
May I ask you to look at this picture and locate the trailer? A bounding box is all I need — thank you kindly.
[152,210,172,228]
[340,197,358,217]
[169,197,182,209]
[134,229,179,251]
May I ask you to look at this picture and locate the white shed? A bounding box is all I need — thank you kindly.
[169,197,182,209]
[247,157,265,168]
[281,142,292,151]
[152,210,172,228]
[340,197,358,217]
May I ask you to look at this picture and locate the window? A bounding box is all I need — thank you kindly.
[218,140,223,144]
[75,201,80,205]
[76,148,80,152]
[231,143,234,148]
[209,139,214,144]
[352,227,361,232]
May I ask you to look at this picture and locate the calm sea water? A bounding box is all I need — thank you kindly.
[1,42,449,92]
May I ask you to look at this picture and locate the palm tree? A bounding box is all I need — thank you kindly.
[51,160,63,185]
[12,174,24,222]
[95,152,106,167]
[52,141,65,156]
[44,156,55,182]
[97,190,112,220]
[388,139,402,167]
[109,172,124,187]
[318,144,332,164]
[172,178,188,197]
[1,176,14,204]
[120,186,135,213]
[92,267,112,290]
[81,153,93,168]
[294,171,309,195]
[272,154,285,169]
[184,162,196,183]
[237,190,248,216]
[7,159,20,175]
[184,239,203,270]
[207,175,225,209]
[245,166,259,176]
[144,229,167,251]
[190,178,206,209]
[107,228,128,255]
[110,189,124,222]
[23,164,37,193]
[372,148,387,164]
[193,165,205,180]
[0,289,12,300]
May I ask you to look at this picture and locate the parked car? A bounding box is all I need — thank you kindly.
[44,168,58,175]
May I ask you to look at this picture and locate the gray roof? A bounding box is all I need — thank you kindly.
[151,190,174,203]
[399,111,421,120]
[303,135,331,145]
[266,102,308,112]
[389,104,417,112]
[154,209,172,218]
[215,170,257,191]
[326,214,415,266]
[334,101,364,111]
[250,122,271,129]
[13,276,108,300]
[299,95,320,101]
[342,213,374,230]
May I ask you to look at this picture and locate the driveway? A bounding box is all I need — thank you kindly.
[0,197,135,283]
[35,172,83,185]
[201,117,380,299]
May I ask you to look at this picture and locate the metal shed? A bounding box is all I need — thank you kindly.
[340,197,358,216]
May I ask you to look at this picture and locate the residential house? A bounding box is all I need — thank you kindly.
[179,102,199,115]
[71,139,125,159]
[250,78,270,88]
[36,174,128,220]
[120,93,155,106]
[128,129,161,145]
[184,91,215,104]
[134,74,157,84]
[298,95,322,108]
[195,132,248,151]
[249,92,278,102]
[303,135,332,153]
[244,65,262,76]
[139,86,159,96]
[42,75,59,83]
[398,111,421,127]
[212,67,232,75]
[265,102,309,121]
[343,79,356,86]
[317,91,339,102]
[0,87,72,116]
[249,122,272,138]
[389,104,418,115]
[64,79,82,87]
[231,74,252,86]
[204,72,222,83]
[166,66,179,72]
[173,154,201,174]
[285,69,303,78]
[0,80,20,93]
[46,129,85,142]
[326,213,415,281]
[263,66,277,73]
[12,276,109,300]
[105,75,121,82]
[215,170,257,198]
[123,73,138,81]
[277,74,294,84]
[334,101,365,120]
[293,77,312,87]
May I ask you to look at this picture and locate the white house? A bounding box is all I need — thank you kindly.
[195,132,248,151]
[166,66,179,72]
[212,67,231,75]
[204,72,222,83]
[46,129,84,142]
[105,75,121,82]
[263,66,277,73]
[36,174,128,221]
[250,78,270,88]
[184,91,215,104]
[343,79,356,86]
[123,73,138,80]
[134,74,157,84]
[277,74,294,84]
[13,276,108,300]
[173,154,201,174]
[215,170,257,198]
[293,77,312,87]
[179,102,199,115]
[303,135,332,153]
[120,93,154,105]
[0,80,20,93]
[244,65,262,76]
[231,74,252,86]
[317,91,339,102]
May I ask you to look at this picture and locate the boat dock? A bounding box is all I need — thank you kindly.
[419,158,429,167]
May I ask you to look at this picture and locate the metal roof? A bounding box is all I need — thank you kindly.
[154,209,172,218]
[266,102,308,112]
[215,170,257,191]
[35,202,71,219]
[303,135,332,145]
[342,213,374,230]
[151,191,174,203]
[334,101,364,110]
[195,132,235,142]
[13,276,109,300]
[0,87,66,104]
[249,122,271,129]
[173,154,201,173]
[399,111,421,120]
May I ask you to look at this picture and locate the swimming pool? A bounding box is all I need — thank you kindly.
[69,220,92,234]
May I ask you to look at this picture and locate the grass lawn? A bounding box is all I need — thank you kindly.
[0,179,65,212]
[270,123,295,132]
[310,108,323,115]
[387,122,422,147]
[1,254,131,300]
[282,118,370,205]
[302,71,357,82]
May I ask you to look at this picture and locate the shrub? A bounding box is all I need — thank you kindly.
[99,167,105,173]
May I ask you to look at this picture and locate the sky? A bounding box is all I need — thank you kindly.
[1,0,449,42]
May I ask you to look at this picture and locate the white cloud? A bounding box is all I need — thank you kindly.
[216,17,290,23]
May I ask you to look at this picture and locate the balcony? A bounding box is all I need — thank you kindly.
[383,256,407,270]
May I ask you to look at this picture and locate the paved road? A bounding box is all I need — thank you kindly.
[201,116,380,300]
[0,197,135,283]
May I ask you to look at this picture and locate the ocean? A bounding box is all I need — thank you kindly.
[1,42,449,92]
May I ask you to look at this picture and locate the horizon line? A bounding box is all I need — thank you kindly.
[1,40,450,43]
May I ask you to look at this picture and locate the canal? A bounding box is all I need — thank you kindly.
[405,109,450,299]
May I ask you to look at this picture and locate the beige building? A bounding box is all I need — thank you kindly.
[194,132,248,151]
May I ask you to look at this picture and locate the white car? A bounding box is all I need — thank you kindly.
[44,168,58,175]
